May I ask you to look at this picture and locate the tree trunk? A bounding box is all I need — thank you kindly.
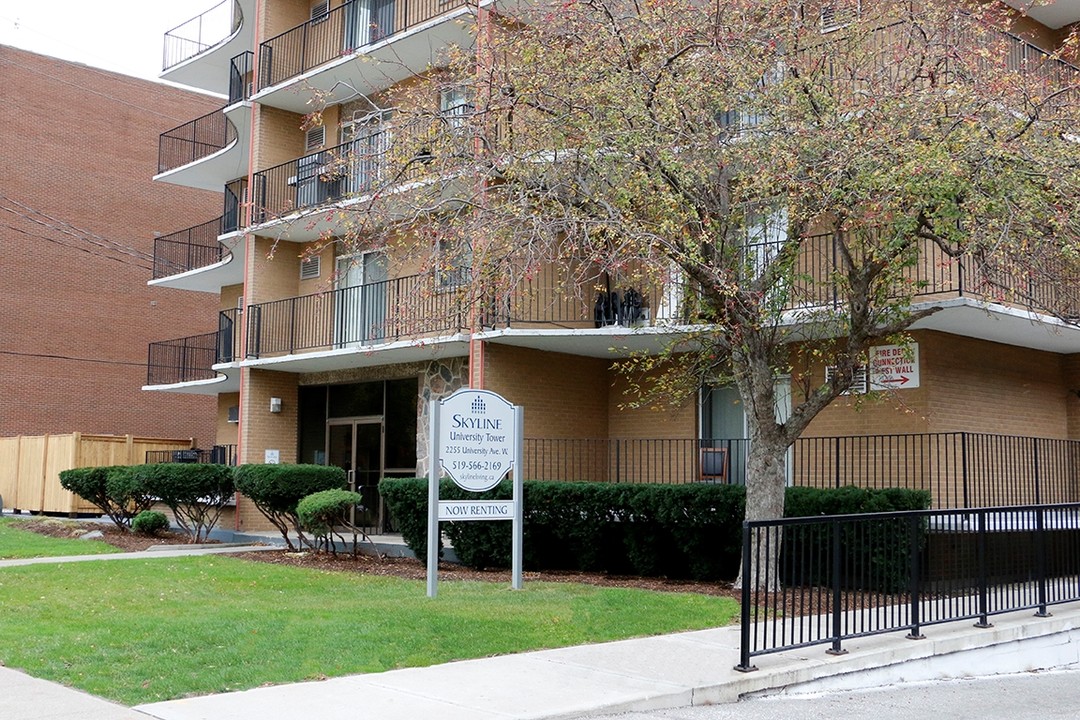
[733,431,788,591]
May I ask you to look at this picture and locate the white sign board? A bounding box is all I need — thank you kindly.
[264,449,280,464]
[869,343,920,390]
[438,500,514,521]
[439,389,516,492]
[428,388,524,597]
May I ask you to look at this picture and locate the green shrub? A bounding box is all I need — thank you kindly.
[380,478,931,582]
[134,464,234,543]
[297,489,365,551]
[234,464,346,550]
[58,466,154,531]
[131,510,170,536]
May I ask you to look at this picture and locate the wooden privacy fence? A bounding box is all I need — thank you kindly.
[0,434,194,515]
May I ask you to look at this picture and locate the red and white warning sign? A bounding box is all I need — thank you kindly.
[869,343,920,390]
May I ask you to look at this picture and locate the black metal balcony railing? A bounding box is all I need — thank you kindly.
[223,178,248,233]
[145,309,241,386]
[245,273,467,358]
[228,51,255,105]
[158,107,237,174]
[738,502,1080,669]
[152,217,226,279]
[522,432,1080,510]
[163,0,242,71]
[146,445,238,466]
[258,0,469,89]
[249,119,445,220]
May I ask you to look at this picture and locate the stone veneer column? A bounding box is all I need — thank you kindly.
[416,358,469,475]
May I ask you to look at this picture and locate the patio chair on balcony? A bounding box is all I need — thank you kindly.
[699,447,729,484]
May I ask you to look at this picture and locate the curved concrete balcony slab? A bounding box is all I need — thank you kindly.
[154,103,251,192]
[142,366,241,396]
[161,0,256,96]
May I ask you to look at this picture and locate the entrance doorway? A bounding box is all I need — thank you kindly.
[327,417,383,531]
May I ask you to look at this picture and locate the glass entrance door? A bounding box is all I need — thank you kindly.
[327,418,384,531]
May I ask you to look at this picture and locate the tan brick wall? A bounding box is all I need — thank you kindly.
[483,344,610,439]
[252,106,305,171]
[801,331,1070,438]
[236,369,300,530]
[0,47,219,442]
[249,236,301,304]
[216,393,241,447]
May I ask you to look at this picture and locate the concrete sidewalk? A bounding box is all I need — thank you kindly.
[129,604,1080,720]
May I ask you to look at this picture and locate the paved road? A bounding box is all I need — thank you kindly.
[592,669,1080,720]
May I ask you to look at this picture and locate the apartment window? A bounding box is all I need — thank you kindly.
[825,364,868,394]
[440,87,472,129]
[300,255,321,280]
[305,125,326,152]
[820,1,860,33]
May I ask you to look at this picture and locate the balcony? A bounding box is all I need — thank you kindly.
[254,0,475,113]
[149,216,243,293]
[245,273,469,363]
[161,0,257,96]
[249,120,444,234]
[144,309,242,394]
[155,101,251,191]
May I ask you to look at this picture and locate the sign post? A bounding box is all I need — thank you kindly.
[427,389,523,598]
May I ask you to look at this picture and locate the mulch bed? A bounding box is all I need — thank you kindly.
[9,515,741,599]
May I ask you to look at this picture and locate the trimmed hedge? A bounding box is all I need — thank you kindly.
[134,463,234,543]
[234,464,347,550]
[58,465,154,531]
[379,478,931,581]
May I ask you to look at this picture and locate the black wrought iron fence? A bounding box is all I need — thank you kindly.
[152,217,225,279]
[146,445,237,466]
[737,503,1080,670]
[163,0,241,71]
[245,273,468,358]
[229,51,255,105]
[145,309,241,385]
[258,0,469,89]
[522,432,1080,509]
[158,107,236,174]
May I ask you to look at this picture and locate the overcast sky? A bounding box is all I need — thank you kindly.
[0,1,220,81]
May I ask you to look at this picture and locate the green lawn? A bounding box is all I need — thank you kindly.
[0,555,738,705]
[0,518,121,559]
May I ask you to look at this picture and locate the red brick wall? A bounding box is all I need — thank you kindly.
[0,46,220,444]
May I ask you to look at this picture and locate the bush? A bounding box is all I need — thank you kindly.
[234,464,346,550]
[380,478,931,582]
[297,489,366,554]
[134,464,234,543]
[131,510,170,536]
[59,466,154,531]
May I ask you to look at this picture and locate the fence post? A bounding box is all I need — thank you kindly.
[735,522,757,672]
[960,432,969,509]
[1034,506,1051,617]
[1033,438,1042,506]
[833,436,841,489]
[826,519,848,656]
[974,509,993,628]
[906,514,925,639]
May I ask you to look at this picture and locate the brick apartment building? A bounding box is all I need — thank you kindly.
[0,46,219,445]
[146,0,1080,533]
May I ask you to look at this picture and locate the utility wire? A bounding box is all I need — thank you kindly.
[1,222,154,272]
[0,195,156,264]
[0,349,145,367]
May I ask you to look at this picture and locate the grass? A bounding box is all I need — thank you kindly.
[0,555,739,705]
[0,518,121,559]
